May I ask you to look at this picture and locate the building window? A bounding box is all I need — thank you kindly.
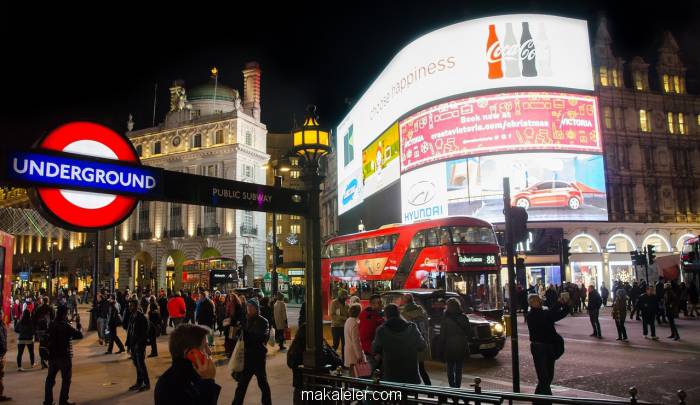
[614,107,624,130]
[290,224,301,234]
[290,215,301,220]
[138,202,150,234]
[611,69,620,87]
[242,164,253,179]
[290,170,300,179]
[276,224,283,235]
[203,206,217,229]
[674,75,681,94]
[603,107,613,129]
[193,133,202,148]
[291,158,299,167]
[275,214,283,221]
[599,66,609,87]
[663,74,671,93]
[667,112,675,134]
[215,130,224,144]
[678,113,686,135]
[243,210,254,229]
[153,141,161,155]
[245,131,253,146]
[169,204,182,231]
[639,110,650,132]
[633,71,644,91]
[697,114,700,128]
[680,77,686,94]
[206,165,217,177]
[136,144,142,157]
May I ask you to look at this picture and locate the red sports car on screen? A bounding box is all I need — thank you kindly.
[511,180,584,210]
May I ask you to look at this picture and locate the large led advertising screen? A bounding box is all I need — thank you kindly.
[337,14,603,232]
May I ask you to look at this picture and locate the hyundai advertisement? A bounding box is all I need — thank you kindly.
[337,14,602,232]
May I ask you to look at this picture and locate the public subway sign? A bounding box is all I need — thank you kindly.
[0,122,309,231]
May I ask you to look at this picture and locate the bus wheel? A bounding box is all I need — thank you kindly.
[481,349,500,358]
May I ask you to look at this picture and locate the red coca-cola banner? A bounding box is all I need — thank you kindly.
[399,92,602,173]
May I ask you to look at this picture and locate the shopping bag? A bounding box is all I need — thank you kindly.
[268,328,276,346]
[352,362,371,378]
[284,328,291,340]
[228,338,245,374]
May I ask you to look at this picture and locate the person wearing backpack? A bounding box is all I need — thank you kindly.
[147,303,161,357]
[126,300,150,392]
[439,298,471,388]
[105,298,125,354]
[34,296,54,369]
[43,305,83,405]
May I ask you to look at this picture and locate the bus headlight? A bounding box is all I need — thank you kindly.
[491,322,504,336]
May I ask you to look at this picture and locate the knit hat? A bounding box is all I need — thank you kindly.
[247,298,260,313]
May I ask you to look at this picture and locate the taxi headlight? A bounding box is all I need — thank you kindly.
[492,322,504,335]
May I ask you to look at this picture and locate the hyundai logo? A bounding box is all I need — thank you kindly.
[407,180,436,206]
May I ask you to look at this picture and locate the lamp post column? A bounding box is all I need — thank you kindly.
[302,161,323,370]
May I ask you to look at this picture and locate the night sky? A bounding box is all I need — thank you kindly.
[2,1,699,149]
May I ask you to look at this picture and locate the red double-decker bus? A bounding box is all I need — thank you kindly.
[322,217,502,320]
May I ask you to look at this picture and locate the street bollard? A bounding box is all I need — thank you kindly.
[372,369,381,385]
[629,386,638,405]
[471,377,482,405]
[677,389,686,405]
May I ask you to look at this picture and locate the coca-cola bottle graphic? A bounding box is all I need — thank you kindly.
[503,22,520,78]
[520,21,537,77]
[486,24,503,79]
[535,22,552,76]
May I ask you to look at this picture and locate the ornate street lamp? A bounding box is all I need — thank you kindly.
[106,230,123,293]
[292,105,330,369]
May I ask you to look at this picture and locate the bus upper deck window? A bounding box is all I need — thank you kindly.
[439,227,452,245]
[426,228,439,246]
[410,231,426,249]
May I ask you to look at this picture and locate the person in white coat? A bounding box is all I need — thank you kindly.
[273,293,288,351]
[343,304,365,372]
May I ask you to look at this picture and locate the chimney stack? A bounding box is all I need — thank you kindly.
[242,62,261,120]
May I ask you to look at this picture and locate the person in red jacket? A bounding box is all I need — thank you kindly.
[358,294,384,373]
[167,291,186,329]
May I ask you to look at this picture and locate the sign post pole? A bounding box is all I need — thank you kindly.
[503,177,520,392]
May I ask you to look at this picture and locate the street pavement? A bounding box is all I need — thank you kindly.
[0,304,696,404]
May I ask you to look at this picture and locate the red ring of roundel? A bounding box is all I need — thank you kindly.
[36,122,139,229]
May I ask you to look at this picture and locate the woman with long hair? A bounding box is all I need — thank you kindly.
[16,309,35,370]
[439,298,471,388]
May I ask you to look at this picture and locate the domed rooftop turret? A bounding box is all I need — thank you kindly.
[188,80,239,102]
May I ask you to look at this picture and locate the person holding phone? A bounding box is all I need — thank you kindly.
[154,324,220,405]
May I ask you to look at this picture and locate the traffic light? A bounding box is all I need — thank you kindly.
[629,250,638,266]
[647,245,656,265]
[275,246,284,265]
[509,206,529,244]
[560,238,571,266]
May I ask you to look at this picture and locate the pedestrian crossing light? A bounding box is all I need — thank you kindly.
[647,245,656,265]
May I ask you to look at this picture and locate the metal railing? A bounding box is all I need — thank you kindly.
[300,368,687,405]
[240,225,258,236]
[132,230,152,240]
[164,228,185,238]
[197,225,220,237]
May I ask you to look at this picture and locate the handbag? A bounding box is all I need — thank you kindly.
[553,333,565,360]
[284,328,291,340]
[352,362,371,378]
[228,335,245,375]
[268,328,276,346]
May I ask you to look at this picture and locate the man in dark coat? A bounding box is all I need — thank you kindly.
[638,286,659,339]
[526,294,569,398]
[126,300,150,391]
[157,291,169,336]
[232,299,271,405]
[587,286,603,338]
[44,306,83,405]
[154,324,220,405]
[629,282,642,320]
[600,283,609,307]
[371,304,426,384]
[105,298,125,354]
[655,277,667,324]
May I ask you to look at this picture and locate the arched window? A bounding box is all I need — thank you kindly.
[641,234,671,252]
[599,66,609,86]
[676,234,695,252]
[606,234,636,253]
[193,133,202,148]
[569,234,600,253]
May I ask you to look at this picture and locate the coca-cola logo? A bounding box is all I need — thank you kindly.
[486,41,502,63]
[520,39,536,61]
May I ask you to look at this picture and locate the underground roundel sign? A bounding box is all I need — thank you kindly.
[29,122,142,230]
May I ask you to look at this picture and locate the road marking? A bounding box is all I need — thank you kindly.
[518,332,700,355]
